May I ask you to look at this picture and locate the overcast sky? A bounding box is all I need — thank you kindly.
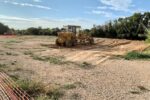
[0,0,149,29]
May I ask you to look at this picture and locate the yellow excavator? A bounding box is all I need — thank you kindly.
[56,32,77,47]
[55,31,94,47]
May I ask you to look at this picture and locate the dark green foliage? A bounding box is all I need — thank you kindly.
[0,22,9,34]
[15,27,60,36]
[125,51,150,60]
[91,12,150,40]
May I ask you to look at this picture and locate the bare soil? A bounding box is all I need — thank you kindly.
[0,35,150,100]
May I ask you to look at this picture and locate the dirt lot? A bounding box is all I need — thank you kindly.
[0,35,150,100]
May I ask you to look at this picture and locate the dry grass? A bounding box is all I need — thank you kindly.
[1,36,150,100]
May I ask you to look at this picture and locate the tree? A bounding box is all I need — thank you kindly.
[90,12,150,40]
[0,22,9,34]
[51,28,60,36]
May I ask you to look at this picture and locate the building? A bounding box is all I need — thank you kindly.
[63,25,81,34]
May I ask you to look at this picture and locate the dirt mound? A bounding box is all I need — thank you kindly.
[39,38,149,65]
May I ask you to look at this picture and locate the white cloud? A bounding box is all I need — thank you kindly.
[86,0,137,18]
[0,15,31,21]
[99,0,133,12]
[92,10,113,18]
[33,0,42,2]
[130,9,149,14]
[0,15,96,29]
[85,0,133,18]
[3,0,51,10]
[97,6,108,10]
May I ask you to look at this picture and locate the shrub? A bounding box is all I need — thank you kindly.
[0,22,9,34]
[146,29,150,43]
[16,80,45,97]
[125,51,150,60]
[16,79,64,99]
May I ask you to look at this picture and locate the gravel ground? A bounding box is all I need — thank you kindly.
[0,36,150,100]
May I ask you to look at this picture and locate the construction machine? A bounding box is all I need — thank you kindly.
[56,32,77,47]
[56,31,94,47]
[77,32,94,45]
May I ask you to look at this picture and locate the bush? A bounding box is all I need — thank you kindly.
[146,29,150,43]
[16,79,64,99]
[0,22,9,34]
[17,80,45,97]
[125,51,150,60]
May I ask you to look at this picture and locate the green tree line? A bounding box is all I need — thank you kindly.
[90,12,150,40]
[0,12,150,40]
[15,27,60,36]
